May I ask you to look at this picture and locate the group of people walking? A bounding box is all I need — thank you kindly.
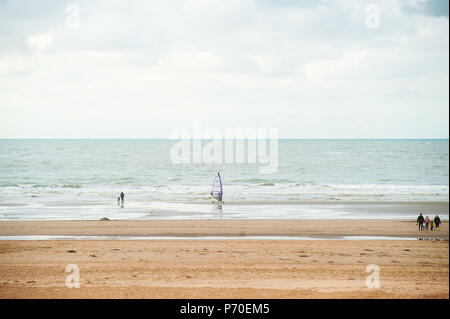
[416,213,441,231]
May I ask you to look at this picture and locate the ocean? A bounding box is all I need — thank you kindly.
[0,139,448,220]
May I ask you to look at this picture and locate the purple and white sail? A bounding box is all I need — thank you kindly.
[211,172,223,202]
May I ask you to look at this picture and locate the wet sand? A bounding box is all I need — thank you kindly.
[0,219,448,299]
[0,219,448,239]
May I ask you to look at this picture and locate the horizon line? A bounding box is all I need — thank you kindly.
[0,137,448,140]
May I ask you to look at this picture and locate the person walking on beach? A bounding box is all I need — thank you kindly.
[417,213,424,231]
[430,220,434,231]
[434,215,441,231]
[120,192,125,204]
[424,216,430,231]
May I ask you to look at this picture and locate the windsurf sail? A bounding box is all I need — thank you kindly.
[211,172,223,202]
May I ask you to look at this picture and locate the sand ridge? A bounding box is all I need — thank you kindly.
[0,219,448,239]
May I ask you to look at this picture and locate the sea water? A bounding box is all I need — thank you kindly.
[0,139,448,220]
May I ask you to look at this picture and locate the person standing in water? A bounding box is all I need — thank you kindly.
[120,192,125,204]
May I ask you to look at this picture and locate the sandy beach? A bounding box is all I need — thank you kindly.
[0,219,448,239]
[1,0,449,305]
[0,219,448,299]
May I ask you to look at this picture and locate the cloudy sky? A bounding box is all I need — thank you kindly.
[0,0,448,138]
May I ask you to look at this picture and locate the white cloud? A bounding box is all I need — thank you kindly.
[26,32,53,51]
[304,50,367,87]
[154,47,224,73]
[0,0,448,138]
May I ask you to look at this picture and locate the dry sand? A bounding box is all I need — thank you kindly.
[0,219,448,299]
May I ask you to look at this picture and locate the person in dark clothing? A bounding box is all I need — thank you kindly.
[416,213,424,231]
[434,215,441,231]
[120,192,125,204]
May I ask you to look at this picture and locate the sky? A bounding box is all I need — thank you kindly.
[0,0,448,138]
